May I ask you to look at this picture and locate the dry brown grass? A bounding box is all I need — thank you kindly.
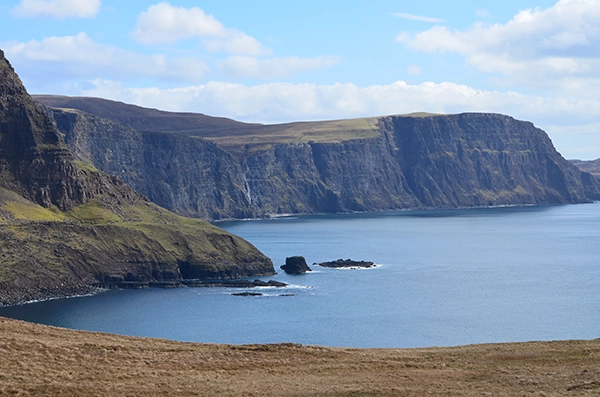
[0,316,599,396]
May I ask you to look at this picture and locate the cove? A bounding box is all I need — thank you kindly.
[1,203,599,348]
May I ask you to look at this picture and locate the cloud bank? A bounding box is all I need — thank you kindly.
[2,33,209,83]
[79,79,600,126]
[397,0,600,93]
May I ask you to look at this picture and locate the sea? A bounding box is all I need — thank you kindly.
[1,203,599,348]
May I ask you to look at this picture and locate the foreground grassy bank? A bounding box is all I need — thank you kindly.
[1,317,598,396]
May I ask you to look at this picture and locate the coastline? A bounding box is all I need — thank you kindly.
[0,283,102,308]
[0,278,290,308]
[212,202,578,223]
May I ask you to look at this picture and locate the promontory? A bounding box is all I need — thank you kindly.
[0,49,274,306]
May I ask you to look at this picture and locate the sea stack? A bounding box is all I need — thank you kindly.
[281,256,312,274]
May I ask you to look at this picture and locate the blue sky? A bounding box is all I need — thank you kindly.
[2,0,600,159]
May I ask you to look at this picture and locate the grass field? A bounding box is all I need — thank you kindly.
[1,316,598,396]
[207,117,382,149]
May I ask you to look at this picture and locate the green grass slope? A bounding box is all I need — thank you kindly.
[0,164,274,306]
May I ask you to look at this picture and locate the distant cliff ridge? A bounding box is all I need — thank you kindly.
[570,158,600,177]
[36,96,600,221]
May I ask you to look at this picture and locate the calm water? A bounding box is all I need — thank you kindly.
[1,203,600,348]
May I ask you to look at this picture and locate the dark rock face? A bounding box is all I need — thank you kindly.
[45,108,259,220]
[382,114,600,207]
[37,99,600,221]
[0,51,88,211]
[314,259,375,268]
[280,256,312,274]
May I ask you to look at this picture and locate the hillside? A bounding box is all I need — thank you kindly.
[0,50,274,306]
[1,316,599,396]
[36,95,600,220]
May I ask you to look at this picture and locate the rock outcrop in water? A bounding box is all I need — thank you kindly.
[36,94,600,221]
[314,259,375,268]
[280,256,312,274]
[0,49,274,306]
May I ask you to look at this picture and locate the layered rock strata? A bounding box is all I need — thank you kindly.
[36,94,600,221]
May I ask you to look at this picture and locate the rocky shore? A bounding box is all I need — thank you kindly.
[0,284,101,308]
[0,278,288,307]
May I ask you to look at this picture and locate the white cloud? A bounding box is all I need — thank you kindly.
[397,0,600,91]
[392,13,444,23]
[11,0,101,19]
[1,33,209,83]
[2,32,337,86]
[133,2,270,56]
[219,55,341,80]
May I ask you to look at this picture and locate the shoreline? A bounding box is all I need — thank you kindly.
[212,201,584,223]
[0,277,290,308]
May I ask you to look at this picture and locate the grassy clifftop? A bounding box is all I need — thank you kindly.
[34,95,385,150]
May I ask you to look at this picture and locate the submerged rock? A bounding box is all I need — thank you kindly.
[280,256,312,274]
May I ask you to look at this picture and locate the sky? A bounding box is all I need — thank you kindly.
[1,0,600,159]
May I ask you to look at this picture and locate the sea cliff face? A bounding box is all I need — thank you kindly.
[38,98,600,221]
[48,109,258,219]
[381,114,599,207]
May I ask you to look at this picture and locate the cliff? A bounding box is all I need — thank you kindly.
[0,50,274,306]
[36,97,600,221]
[45,108,258,219]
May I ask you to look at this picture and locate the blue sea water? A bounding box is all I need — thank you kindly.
[1,203,600,348]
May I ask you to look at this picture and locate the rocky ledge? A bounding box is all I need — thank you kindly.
[182,279,287,288]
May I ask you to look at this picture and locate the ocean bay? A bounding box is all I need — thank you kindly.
[1,203,599,348]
